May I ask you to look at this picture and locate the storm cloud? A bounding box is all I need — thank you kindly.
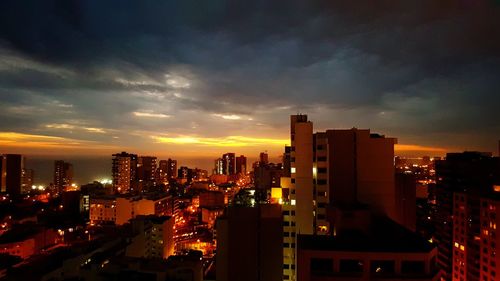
[1,0,499,157]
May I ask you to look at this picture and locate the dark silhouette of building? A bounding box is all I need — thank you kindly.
[216,204,283,281]
[395,172,417,231]
[54,160,73,193]
[222,153,236,175]
[235,155,247,174]
[0,154,23,197]
[137,156,157,191]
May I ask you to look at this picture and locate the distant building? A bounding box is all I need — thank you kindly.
[222,153,236,175]
[0,154,24,197]
[259,152,269,165]
[167,158,178,180]
[178,166,193,183]
[253,162,283,189]
[54,160,73,192]
[112,152,138,193]
[235,155,247,174]
[137,156,157,183]
[214,158,224,175]
[158,160,169,183]
[216,204,283,281]
[90,193,173,225]
[21,168,34,194]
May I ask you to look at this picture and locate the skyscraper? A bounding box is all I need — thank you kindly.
[434,152,500,281]
[0,154,24,197]
[112,152,138,193]
[282,115,406,281]
[54,160,73,192]
[158,160,168,183]
[222,153,236,175]
[167,158,177,180]
[137,156,157,183]
[235,155,247,174]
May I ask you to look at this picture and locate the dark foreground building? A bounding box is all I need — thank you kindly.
[216,204,283,281]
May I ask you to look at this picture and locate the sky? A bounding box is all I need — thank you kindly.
[1,1,500,175]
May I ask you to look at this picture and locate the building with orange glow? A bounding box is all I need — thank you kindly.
[0,226,58,259]
[434,152,500,281]
[112,152,138,193]
[126,215,175,259]
[479,194,499,281]
[222,153,236,175]
[90,193,173,225]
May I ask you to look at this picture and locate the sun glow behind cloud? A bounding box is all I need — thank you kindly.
[0,132,117,151]
[133,112,171,118]
[153,135,289,147]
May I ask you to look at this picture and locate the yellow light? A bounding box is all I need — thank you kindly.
[460,245,465,251]
[454,242,459,248]
[271,188,282,200]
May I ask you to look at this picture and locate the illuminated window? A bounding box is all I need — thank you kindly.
[291,167,296,174]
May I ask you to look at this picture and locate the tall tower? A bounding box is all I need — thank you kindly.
[54,160,73,192]
[222,153,236,175]
[236,155,247,174]
[290,114,314,236]
[167,158,177,180]
[112,152,138,193]
[0,154,24,197]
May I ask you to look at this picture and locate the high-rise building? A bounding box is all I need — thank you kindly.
[167,158,177,180]
[21,168,34,194]
[434,152,499,281]
[137,156,157,187]
[235,155,247,174]
[282,115,407,281]
[158,160,169,183]
[214,158,224,175]
[0,154,24,197]
[314,129,398,229]
[216,204,283,281]
[283,146,291,177]
[479,193,499,281]
[54,160,73,192]
[222,153,236,175]
[112,152,138,193]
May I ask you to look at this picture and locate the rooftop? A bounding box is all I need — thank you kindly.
[298,216,434,253]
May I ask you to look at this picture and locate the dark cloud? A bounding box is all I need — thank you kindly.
[0,0,499,153]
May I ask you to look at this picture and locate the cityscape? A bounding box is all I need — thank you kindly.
[1,1,500,281]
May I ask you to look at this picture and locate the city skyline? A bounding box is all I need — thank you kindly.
[1,1,500,158]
